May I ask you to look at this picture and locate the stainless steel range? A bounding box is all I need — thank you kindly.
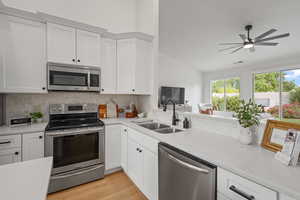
[45,104,105,193]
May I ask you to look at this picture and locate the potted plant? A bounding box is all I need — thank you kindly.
[30,112,43,123]
[234,99,263,145]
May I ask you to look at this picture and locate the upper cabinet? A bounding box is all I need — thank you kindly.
[117,38,153,95]
[101,38,117,94]
[0,14,47,93]
[47,23,101,67]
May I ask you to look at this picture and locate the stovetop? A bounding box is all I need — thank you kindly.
[46,112,104,131]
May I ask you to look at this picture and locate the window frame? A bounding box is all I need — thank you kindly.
[210,77,240,112]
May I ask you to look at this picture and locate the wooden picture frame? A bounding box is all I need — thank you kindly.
[261,120,300,152]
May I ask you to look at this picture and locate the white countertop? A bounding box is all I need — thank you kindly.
[107,118,300,200]
[0,122,48,136]
[0,157,52,200]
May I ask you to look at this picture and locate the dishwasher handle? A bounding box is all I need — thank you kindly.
[229,185,255,200]
[167,153,209,174]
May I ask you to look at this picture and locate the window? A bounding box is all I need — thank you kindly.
[211,77,240,112]
[254,69,300,124]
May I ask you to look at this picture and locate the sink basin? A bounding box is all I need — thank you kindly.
[139,122,170,130]
[155,128,183,134]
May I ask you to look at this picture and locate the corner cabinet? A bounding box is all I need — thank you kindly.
[22,132,44,161]
[0,14,47,93]
[117,38,153,95]
[47,23,101,67]
[101,38,117,94]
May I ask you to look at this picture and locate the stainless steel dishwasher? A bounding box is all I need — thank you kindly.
[159,143,217,200]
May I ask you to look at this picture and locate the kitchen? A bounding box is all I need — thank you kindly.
[0,0,300,200]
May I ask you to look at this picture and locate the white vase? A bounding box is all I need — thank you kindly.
[239,126,253,145]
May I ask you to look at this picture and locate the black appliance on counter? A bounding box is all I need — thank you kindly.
[160,86,185,105]
[45,103,105,193]
[0,94,5,126]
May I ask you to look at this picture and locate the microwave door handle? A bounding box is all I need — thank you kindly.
[167,154,209,174]
[87,71,91,89]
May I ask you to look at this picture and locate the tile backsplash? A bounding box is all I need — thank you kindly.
[5,92,139,123]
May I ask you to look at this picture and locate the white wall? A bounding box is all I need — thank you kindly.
[158,53,202,112]
[2,0,137,33]
[202,60,300,104]
[136,0,155,35]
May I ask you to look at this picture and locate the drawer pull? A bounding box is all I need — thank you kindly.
[229,185,255,200]
[0,141,11,145]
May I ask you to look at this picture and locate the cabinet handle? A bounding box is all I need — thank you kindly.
[136,148,140,151]
[77,59,81,62]
[39,136,43,139]
[132,89,135,92]
[229,185,255,200]
[15,152,19,155]
[139,149,142,153]
[72,59,76,62]
[101,89,104,92]
[124,129,127,132]
[0,141,11,145]
[42,87,46,90]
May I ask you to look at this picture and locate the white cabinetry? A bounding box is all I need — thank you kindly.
[22,132,44,161]
[117,38,153,95]
[0,135,21,165]
[47,23,101,66]
[105,125,121,171]
[126,127,158,200]
[101,38,117,93]
[0,15,46,93]
[121,126,128,173]
[280,194,297,200]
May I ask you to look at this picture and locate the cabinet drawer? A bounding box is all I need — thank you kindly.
[0,135,21,150]
[218,168,277,200]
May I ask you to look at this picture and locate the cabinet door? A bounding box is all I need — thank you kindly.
[143,148,158,200]
[135,39,153,95]
[117,39,136,94]
[127,138,143,189]
[0,15,47,93]
[76,30,101,67]
[105,125,121,171]
[121,127,128,172]
[47,23,76,64]
[0,148,21,166]
[22,132,44,161]
[101,38,117,94]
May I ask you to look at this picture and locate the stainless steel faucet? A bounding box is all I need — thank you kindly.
[163,99,180,126]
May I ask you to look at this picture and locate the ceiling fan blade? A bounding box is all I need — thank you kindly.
[255,29,277,41]
[219,43,244,46]
[230,46,244,54]
[250,47,255,52]
[239,34,247,41]
[257,33,290,42]
[219,45,243,52]
[255,42,279,46]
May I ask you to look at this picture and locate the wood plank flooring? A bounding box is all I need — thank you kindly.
[47,172,148,200]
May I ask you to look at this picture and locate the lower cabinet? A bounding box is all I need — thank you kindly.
[105,125,121,171]
[121,126,128,173]
[0,148,21,165]
[126,127,158,200]
[22,132,44,161]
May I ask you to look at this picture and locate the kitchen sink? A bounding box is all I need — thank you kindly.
[139,122,170,130]
[155,127,183,134]
[135,122,183,134]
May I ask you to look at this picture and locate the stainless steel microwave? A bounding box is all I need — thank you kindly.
[47,62,101,92]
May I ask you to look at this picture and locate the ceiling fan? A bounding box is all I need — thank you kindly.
[219,25,290,54]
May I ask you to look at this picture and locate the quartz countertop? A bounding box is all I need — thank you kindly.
[106,118,300,200]
[0,122,48,136]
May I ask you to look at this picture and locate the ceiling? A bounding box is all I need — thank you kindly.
[159,0,300,71]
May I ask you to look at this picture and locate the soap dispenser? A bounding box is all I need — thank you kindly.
[183,117,189,129]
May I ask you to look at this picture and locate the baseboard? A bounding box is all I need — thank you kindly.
[105,167,122,175]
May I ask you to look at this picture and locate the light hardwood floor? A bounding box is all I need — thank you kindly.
[47,172,148,200]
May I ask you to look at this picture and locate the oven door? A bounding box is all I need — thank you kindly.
[45,128,104,175]
[48,64,90,91]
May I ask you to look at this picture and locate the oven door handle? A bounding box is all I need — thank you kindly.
[51,165,103,180]
[46,128,104,136]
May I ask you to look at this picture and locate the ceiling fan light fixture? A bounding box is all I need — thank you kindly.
[243,43,254,49]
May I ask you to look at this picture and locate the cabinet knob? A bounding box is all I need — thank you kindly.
[72,59,76,62]
[124,129,127,132]
[15,152,19,155]
[136,148,139,151]
[139,149,142,153]
[101,89,105,92]
[42,87,46,90]
[77,59,81,62]
[39,136,43,139]
[132,89,135,92]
